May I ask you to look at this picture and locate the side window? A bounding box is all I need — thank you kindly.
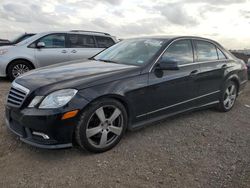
[38,34,65,48]
[161,39,193,65]
[68,34,95,48]
[217,48,227,60]
[95,36,115,48]
[195,40,218,61]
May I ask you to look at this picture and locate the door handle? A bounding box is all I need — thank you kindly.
[189,70,199,77]
[61,50,67,53]
[71,50,77,53]
[221,64,227,69]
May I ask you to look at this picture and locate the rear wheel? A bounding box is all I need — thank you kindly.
[217,81,237,112]
[7,60,33,81]
[75,98,128,153]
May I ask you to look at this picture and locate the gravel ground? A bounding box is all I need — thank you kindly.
[0,78,250,188]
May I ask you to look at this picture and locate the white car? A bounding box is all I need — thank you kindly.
[247,58,250,76]
[0,30,118,80]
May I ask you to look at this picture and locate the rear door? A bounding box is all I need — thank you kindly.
[194,40,229,104]
[68,34,101,61]
[34,33,70,67]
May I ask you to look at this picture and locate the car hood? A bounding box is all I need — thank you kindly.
[15,60,140,93]
[0,45,14,49]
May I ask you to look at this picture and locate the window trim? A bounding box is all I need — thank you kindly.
[149,37,230,72]
[216,47,227,60]
[28,33,67,49]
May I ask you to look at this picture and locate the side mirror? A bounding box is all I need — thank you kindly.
[37,42,45,48]
[156,57,180,70]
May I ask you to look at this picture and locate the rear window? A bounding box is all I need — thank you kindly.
[195,40,218,61]
[68,34,96,48]
[217,48,227,60]
[95,36,115,48]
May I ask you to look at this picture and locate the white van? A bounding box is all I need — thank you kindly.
[0,30,118,80]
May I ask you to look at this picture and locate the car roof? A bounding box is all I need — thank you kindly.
[16,31,118,46]
[25,33,36,35]
[37,31,114,37]
[127,35,219,44]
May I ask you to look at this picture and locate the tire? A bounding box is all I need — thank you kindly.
[217,81,238,112]
[75,98,128,153]
[7,60,33,81]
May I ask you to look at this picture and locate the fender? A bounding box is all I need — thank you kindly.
[222,73,240,93]
[77,74,149,125]
[6,58,36,75]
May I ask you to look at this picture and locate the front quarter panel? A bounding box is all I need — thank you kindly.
[0,45,36,77]
[77,73,149,125]
[8,47,36,66]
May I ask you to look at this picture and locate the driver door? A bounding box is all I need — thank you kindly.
[145,39,200,119]
[34,33,70,67]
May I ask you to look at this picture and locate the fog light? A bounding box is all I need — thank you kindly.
[32,131,50,140]
[61,110,79,120]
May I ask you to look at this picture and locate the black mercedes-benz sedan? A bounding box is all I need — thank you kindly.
[5,36,248,153]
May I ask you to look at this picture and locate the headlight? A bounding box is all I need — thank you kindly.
[28,96,44,108]
[0,49,8,55]
[39,89,78,109]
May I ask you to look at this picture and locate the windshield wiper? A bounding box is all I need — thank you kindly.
[95,59,118,64]
[88,57,96,60]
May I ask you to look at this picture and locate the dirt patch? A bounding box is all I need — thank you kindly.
[0,78,250,187]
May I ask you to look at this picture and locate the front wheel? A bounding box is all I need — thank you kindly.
[217,81,237,112]
[7,60,33,81]
[75,98,128,153]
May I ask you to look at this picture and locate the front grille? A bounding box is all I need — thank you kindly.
[7,82,30,108]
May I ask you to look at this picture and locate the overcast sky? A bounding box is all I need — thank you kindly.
[0,0,250,49]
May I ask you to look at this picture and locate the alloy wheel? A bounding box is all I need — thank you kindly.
[12,64,30,78]
[86,105,124,149]
[223,84,237,110]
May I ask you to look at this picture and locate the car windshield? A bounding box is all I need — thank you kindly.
[10,34,34,44]
[93,38,166,66]
[10,34,24,43]
[16,33,40,46]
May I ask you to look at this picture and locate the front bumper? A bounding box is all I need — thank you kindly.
[5,106,79,149]
[5,118,72,149]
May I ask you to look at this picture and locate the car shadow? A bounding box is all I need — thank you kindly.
[18,108,217,159]
[0,77,10,83]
